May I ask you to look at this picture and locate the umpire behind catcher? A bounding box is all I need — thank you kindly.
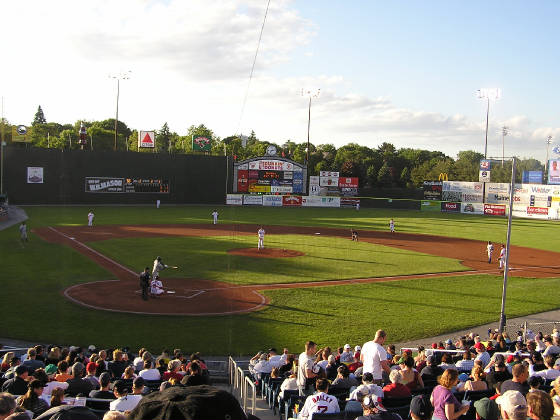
[139,267,151,300]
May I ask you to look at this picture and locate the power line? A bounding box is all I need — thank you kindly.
[235,0,271,136]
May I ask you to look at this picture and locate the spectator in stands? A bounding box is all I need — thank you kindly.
[180,362,206,387]
[84,362,99,389]
[2,358,21,381]
[2,366,29,396]
[42,364,69,396]
[278,373,298,401]
[355,393,401,420]
[438,353,455,370]
[398,355,423,391]
[132,349,147,373]
[45,347,61,367]
[550,377,560,417]
[34,346,45,364]
[1,353,14,373]
[121,366,136,380]
[474,342,491,367]
[66,362,94,397]
[464,365,488,391]
[325,355,338,381]
[50,388,65,408]
[414,346,427,373]
[17,379,49,418]
[494,334,508,352]
[430,369,470,420]
[348,354,363,374]
[267,348,283,368]
[22,348,44,375]
[108,350,128,380]
[444,339,456,351]
[132,377,147,396]
[103,411,127,420]
[454,350,474,372]
[409,394,432,420]
[55,361,72,383]
[361,330,390,386]
[349,373,384,400]
[110,380,142,413]
[386,345,396,361]
[331,365,358,388]
[89,372,114,400]
[531,355,560,381]
[485,361,512,391]
[543,336,560,357]
[185,353,207,374]
[420,355,443,384]
[382,370,410,398]
[250,353,272,381]
[299,378,339,420]
[527,389,554,420]
[155,349,171,367]
[0,393,17,420]
[340,344,354,364]
[315,348,330,371]
[496,390,527,420]
[162,360,183,382]
[528,376,545,392]
[473,397,500,420]
[278,353,295,378]
[138,360,160,381]
[501,363,530,396]
[529,352,547,373]
[297,341,319,397]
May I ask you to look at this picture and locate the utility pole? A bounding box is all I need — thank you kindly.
[301,88,320,163]
[109,71,131,151]
[501,126,509,166]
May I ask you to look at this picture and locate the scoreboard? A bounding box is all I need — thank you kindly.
[234,157,306,194]
[125,178,169,193]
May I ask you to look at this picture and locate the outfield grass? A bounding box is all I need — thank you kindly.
[88,235,466,285]
[22,205,560,251]
[0,205,558,354]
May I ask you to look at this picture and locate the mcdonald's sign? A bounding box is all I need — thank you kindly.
[438,173,449,181]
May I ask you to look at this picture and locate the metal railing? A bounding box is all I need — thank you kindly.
[243,375,256,415]
[228,357,257,415]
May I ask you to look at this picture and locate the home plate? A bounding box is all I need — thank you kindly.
[166,290,176,294]
[315,232,321,235]
[70,237,75,240]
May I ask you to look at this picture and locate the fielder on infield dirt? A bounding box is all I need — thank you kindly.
[498,244,506,271]
[257,227,265,250]
[486,241,494,264]
[389,218,395,233]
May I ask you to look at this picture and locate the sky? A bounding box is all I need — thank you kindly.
[1,0,559,162]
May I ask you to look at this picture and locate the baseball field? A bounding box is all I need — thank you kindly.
[2,205,560,355]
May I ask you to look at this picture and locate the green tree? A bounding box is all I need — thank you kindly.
[377,162,393,187]
[454,150,484,181]
[156,123,172,153]
[33,106,46,125]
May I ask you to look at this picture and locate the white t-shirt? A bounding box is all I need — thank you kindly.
[268,355,283,368]
[361,341,387,380]
[543,345,560,356]
[297,352,315,387]
[139,369,161,380]
[299,391,339,420]
[349,384,384,400]
[43,381,69,396]
[110,395,142,412]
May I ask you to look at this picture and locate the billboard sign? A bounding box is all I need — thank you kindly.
[270,186,293,194]
[12,125,32,143]
[243,195,263,205]
[548,160,560,184]
[27,167,44,184]
[309,176,320,185]
[249,160,293,171]
[441,202,460,213]
[320,171,339,177]
[423,181,442,200]
[192,136,211,152]
[320,176,339,187]
[484,203,506,216]
[479,170,491,182]
[320,196,341,207]
[421,200,440,212]
[480,159,491,170]
[282,195,302,207]
[340,198,360,208]
[338,177,359,188]
[138,131,155,148]
[461,202,484,215]
[237,170,248,192]
[85,177,124,193]
[522,171,543,184]
[226,194,243,205]
[309,184,321,196]
[302,196,322,207]
[262,195,283,206]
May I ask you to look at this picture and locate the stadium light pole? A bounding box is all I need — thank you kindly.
[546,135,553,171]
[109,71,131,151]
[501,126,509,166]
[497,156,516,333]
[476,88,501,159]
[301,88,320,164]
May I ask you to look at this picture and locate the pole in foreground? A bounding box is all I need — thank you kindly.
[301,88,320,163]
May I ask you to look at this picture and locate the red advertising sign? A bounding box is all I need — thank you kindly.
[441,202,460,213]
[527,207,548,215]
[282,195,302,207]
[338,177,359,188]
[248,170,259,179]
[237,170,248,192]
[484,203,506,216]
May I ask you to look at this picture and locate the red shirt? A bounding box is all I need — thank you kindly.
[162,371,184,382]
[382,382,411,398]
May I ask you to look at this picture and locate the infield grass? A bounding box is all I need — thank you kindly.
[88,234,466,285]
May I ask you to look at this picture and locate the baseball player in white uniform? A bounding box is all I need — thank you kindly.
[258,227,265,250]
[87,211,94,226]
[150,277,164,296]
[211,210,219,225]
[486,241,494,264]
[299,379,339,420]
[498,244,506,271]
[19,221,28,243]
[389,218,395,233]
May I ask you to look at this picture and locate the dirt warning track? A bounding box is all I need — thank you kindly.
[34,224,560,316]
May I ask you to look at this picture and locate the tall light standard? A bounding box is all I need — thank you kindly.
[546,135,553,170]
[301,88,320,163]
[501,126,509,166]
[109,71,131,151]
[476,88,501,158]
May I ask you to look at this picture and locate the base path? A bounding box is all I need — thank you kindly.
[34,224,560,316]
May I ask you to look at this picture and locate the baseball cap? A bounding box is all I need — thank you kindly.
[88,345,96,352]
[474,342,485,351]
[86,362,97,373]
[344,344,351,349]
[355,345,361,352]
[363,394,386,412]
[410,394,431,419]
[446,339,452,345]
[496,390,527,417]
[128,385,248,420]
[426,355,435,363]
[474,397,500,420]
[45,364,58,375]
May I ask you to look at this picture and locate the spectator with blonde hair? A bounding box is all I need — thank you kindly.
[464,364,488,391]
[527,389,554,420]
[108,350,127,379]
[430,369,470,420]
[550,376,560,417]
[0,353,14,372]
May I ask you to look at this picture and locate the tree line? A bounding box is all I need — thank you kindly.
[0,105,544,188]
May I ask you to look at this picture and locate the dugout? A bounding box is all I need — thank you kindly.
[3,146,229,204]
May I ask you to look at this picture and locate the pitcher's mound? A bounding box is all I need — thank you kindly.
[228,247,305,258]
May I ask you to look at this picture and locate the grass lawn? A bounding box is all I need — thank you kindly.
[88,234,466,285]
[0,204,558,354]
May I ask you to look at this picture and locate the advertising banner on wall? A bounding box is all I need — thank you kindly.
[461,202,484,215]
[309,184,321,196]
[302,196,322,207]
[249,160,294,171]
[442,191,462,202]
[423,181,443,200]
[85,177,124,193]
[341,187,358,196]
[441,202,460,213]
[262,195,283,206]
[421,200,440,212]
[548,160,560,185]
[512,205,555,220]
[271,186,293,194]
[338,177,359,188]
[243,195,263,205]
[226,194,243,205]
[320,171,339,177]
[485,183,511,203]
[138,131,155,148]
[461,192,483,203]
[309,176,320,185]
[249,184,271,193]
[443,181,483,193]
[484,203,506,216]
[282,195,302,207]
[320,176,339,187]
[320,196,341,207]
[27,167,44,184]
[479,170,491,182]
[237,170,248,192]
[340,198,360,208]
[522,171,543,184]
[192,136,211,152]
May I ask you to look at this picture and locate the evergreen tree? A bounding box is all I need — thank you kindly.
[33,106,46,125]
